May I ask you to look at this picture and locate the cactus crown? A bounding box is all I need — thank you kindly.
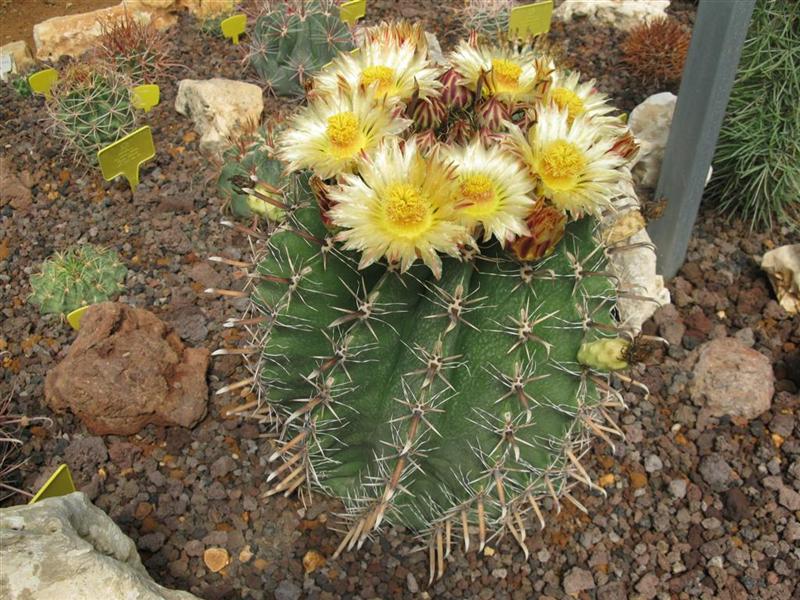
[29,245,127,315]
[218,120,298,220]
[247,0,355,97]
[95,10,170,83]
[622,17,691,87]
[217,24,652,579]
[47,63,138,166]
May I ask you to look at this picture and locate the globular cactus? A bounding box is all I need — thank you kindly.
[95,10,170,83]
[29,245,127,315]
[47,63,138,166]
[460,0,516,41]
[213,24,658,580]
[218,121,298,220]
[622,17,691,87]
[247,0,355,97]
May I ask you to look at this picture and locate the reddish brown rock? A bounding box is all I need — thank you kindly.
[690,337,774,420]
[45,302,209,435]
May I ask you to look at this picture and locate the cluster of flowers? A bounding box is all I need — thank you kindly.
[279,22,638,278]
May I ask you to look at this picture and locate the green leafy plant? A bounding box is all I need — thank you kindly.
[217,121,294,220]
[214,25,655,579]
[708,0,800,229]
[621,17,691,87]
[95,10,170,83]
[246,0,354,97]
[29,245,127,315]
[47,63,138,166]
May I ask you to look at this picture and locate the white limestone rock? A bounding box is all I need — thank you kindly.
[628,92,712,190]
[0,41,34,81]
[175,78,264,155]
[554,0,669,31]
[0,492,200,600]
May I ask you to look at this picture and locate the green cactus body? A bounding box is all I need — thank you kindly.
[248,0,354,97]
[218,124,306,220]
[48,66,137,166]
[236,197,622,555]
[29,245,127,315]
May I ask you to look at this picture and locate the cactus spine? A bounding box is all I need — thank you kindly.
[29,245,127,315]
[215,24,655,579]
[48,64,138,166]
[247,0,355,97]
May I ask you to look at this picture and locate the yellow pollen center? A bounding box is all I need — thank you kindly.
[384,183,430,237]
[326,111,360,148]
[361,65,395,94]
[538,140,586,190]
[491,58,522,89]
[458,174,496,213]
[551,87,586,121]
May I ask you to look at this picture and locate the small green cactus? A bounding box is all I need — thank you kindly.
[47,63,138,166]
[95,10,171,83]
[218,122,298,220]
[11,74,33,97]
[461,0,515,41]
[29,245,127,315]
[247,0,355,97]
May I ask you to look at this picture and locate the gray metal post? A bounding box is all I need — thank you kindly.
[647,0,756,279]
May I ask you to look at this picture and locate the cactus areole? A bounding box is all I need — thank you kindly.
[215,22,654,579]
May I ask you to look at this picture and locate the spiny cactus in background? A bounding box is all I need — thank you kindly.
[622,17,691,87]
[0,393,51,502]
[247,0,355,97]
[95,10,170,83]
[212,24,659,579]
[708,0,799,229]
[47,63,138,166]
[11,74,33,97]
[460,0,515,40]
[29,245,127,316]
[218,120,299,220]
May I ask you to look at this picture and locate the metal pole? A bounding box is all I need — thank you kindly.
[647,0,756,279]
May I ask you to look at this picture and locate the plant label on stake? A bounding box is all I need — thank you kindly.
[131,84,160,112]
[221,13,247,45]
[29,464,76,504]
[508,1,553,38]
[28,68,59,99]
[66,305,90,330]
[340,0,366,25]
[97,126,156,192]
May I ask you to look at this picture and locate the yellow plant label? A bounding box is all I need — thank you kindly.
[221,13,247,45]
[30,464,76,504]
[131,84,160,113]
[508,1,553,38]
[28,68,58,99]
[97,126,156,192]
[340,0,366,25]
[66,305,90,330]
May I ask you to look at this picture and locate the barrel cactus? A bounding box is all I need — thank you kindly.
[29,245,127,315]
[247,0,355,97]
[213,23,656,579]
[217,121,296,221]
[47,63,137,166]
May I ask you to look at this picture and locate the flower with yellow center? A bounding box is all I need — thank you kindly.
[546,70,614,124]
[443,141,535,243]
[449,41,551,103]
[507,106,627,217]
[314,40,441,103]
[279,88,410,179]
[328,137,469,278]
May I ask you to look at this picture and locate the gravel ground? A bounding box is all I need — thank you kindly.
[2,2,799,599]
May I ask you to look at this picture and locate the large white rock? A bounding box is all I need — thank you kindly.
[602,172,671,332]
[33,0,233,61]
[0,41,34,81]
[628,92,712,190]
[0,492,200,600]
[761,244,800,315]
[175,78,264,155]
[554,0,669,31]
